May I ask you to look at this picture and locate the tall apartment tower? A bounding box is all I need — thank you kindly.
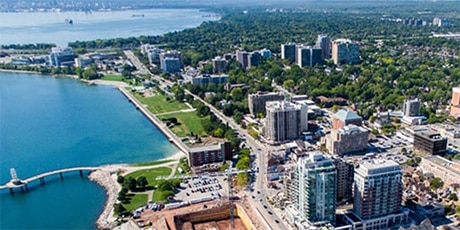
[281,43,297,63]
[315,34,331,59]
[332,39,360,65]
[248,51,262,68]
[236,50,249,69]
[353,160,403,220]
[265,100,307,143]
[403,98,421,117]
[159,50,183,73]
[334,158,354,201]
[450,87,460,116]
[296,46,323,68]
[292,152,337,225]
[248,92,285,116]
[212,56,227,74]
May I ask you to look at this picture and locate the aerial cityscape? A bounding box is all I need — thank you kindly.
[1,0,460,230]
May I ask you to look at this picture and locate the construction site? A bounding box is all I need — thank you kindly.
[137,199,262,230]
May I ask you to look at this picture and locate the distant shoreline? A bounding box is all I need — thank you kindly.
[0,7,210,14]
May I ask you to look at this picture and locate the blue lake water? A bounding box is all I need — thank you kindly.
[0,72,178,229]
[0,9,216,45]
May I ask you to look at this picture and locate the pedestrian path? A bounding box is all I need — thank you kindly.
[155,108,196,116]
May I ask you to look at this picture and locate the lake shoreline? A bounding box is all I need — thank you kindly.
[0,70,187,229]
[89,151,185,229]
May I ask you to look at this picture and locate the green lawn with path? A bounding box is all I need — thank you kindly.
[122,193,148,211]
[124,167,172,187]
[158,112,208,137]
[134,91,189,114]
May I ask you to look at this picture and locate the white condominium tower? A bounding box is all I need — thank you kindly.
[292,152,337,225]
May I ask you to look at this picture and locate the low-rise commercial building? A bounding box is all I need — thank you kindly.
[191,74,229,86]
[420,155,460,187]
[413,132,447,156]
[430,123,460,139]
[49,47,75,66]
[187,142,232,168]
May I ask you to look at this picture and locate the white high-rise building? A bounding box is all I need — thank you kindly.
[286,151,337,226]
[264,100,307,143]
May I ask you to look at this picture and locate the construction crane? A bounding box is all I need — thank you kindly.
[228,165,235,230]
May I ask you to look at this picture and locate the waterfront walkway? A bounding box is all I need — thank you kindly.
[117,87,189,154]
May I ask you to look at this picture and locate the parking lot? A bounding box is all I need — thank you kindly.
[175,176,228,203]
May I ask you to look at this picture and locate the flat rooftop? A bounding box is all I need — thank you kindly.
[189,144,222,153]
[423,155,460,178]
[357,159,400,175]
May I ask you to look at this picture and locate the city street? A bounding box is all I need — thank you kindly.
[124,52,288,229]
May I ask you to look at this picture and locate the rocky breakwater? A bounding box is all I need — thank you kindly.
[89,166,122,229]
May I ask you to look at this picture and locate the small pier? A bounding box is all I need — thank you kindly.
[0,167,99,194]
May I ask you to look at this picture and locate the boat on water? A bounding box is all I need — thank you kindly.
[132,14,145,17]
[65,19,73,24]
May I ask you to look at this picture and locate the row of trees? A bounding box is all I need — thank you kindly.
[235,148,251,187]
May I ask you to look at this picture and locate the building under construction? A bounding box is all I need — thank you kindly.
[138,200,260,230]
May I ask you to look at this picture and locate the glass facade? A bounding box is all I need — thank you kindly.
[293,153,337,225]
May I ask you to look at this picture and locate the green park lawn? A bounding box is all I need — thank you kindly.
[100,74,133,84]
[124,167,172,187]
[122,193,148,211]
[152,189,174,202]
[158,112,208,137]
[129,159,175,167]
[134,92,189,114]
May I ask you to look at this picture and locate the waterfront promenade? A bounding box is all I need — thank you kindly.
[117,86,190,154]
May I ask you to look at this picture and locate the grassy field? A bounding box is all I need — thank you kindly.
[134,92,189,114]
[101,74,133,84]
[152,190,174,202]
[122,193,148,211]
[129,159,175,167]
[124,167,172,187]
[158,112,208,137]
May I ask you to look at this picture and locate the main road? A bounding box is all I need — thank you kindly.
[124,51,287,229]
